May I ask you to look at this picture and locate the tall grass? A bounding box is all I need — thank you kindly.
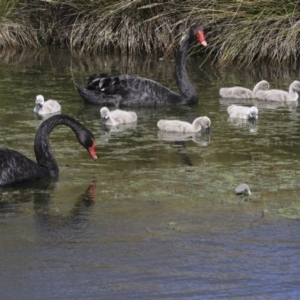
[0,0,39,48]
[1,0,300,65]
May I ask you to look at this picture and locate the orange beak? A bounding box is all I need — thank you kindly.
[197,30,207,47]
[88,139,98,160]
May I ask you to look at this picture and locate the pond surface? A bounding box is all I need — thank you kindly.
[1,48,300,299]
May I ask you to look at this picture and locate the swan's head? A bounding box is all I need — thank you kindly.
[34,95,45,112]
[191,24,207,47]
[235,184,251,196]
[99,77,112,92]
[249,106,258,120]
[200,116,211,132]
[78,130,97,161]
[100,107,111,124]
[291,80,300,93]
[260,80,270,90]
[180,24,207,47]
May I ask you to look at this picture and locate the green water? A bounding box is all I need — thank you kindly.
[1,48,300,299]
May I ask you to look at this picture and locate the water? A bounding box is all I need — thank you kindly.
[1,48,300,299]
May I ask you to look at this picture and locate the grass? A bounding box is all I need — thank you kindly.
[1,0,300,66]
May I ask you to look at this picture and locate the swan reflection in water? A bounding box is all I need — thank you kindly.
[219,97,298,112]
[0,181,96,239]
[227,117,258,133]
[253,99,298,112]
[101,123,137,142]
[157,130,210,146]
[33,181,96,234]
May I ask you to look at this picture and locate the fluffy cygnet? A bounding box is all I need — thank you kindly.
[235,184,251,196]
[157,116,211,133]
[256,80,300,101]
[219,80,269,99]
[100,106,137,125]
[33,95,61,115]
[227,104,258,120]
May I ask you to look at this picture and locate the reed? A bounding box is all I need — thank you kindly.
[1,0,300,65]
[0,0,39,48]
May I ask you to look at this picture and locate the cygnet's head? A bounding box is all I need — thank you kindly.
[291,80,300,93]
[100,107,111,124]
[35,95,45,110]
[249,106,258,120]
[235,184,251,196]
[200,116,211,132]
[35,95,45,106]
[260,80,270,91]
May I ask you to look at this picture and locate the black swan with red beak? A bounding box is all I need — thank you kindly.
[0,115,97,187]
[77,24,207,107]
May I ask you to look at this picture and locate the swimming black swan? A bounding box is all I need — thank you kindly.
[77,24,207,107]
[0,114,97,187]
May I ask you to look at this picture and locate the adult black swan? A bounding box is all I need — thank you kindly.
[0,115,97,187]
[77,24,207,107]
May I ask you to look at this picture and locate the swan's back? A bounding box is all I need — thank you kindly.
[101,107,137,125]
[219,86,254,99]
[157,120,195,132]
[0,149,49,186]
[110,109,137,124]
[256,80,300,101]
[38,100,61,115]
[227,104,258,119]
[256,89,288,101]
[220,80,269,99]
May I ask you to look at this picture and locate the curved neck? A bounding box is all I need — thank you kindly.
[34,115,86,177]
[289,83,299,101]
[192,118,202,132]
[175,30,198,105]
[253,82,262,94]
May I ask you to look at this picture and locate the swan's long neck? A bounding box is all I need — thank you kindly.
[175,30,198,105]
[289,83,299,101]
[34,115,86,177]
[192,118,203,132]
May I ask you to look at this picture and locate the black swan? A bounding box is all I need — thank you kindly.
[77,24,207,107]
[0,114,97,187]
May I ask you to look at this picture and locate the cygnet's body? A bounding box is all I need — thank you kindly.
[235,184,251,196]
[219,80,269,99]
[100,106,137,125]
[157,116,211,133]
[33,95,61,115]
[256,80,300,101]
[227,104,258,120]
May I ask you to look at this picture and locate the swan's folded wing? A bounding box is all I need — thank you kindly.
[228,105,250,119]
[0,149,48,186]
[220,87,254,99]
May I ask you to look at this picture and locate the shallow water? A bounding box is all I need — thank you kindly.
[1,48,300,299]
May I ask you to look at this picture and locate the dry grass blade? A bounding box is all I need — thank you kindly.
[0,0,300,65]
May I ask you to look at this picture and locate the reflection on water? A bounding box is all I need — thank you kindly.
[219,96,298,112]
[33,181,96,239]
[157,130,210,146]
[1,49,300,299]
[102,123,138,143]
[227,117,258,133]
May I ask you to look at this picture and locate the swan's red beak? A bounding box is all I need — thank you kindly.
[88,139,98,160]
[197,30,207,47]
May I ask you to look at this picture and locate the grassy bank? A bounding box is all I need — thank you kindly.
[1,0,300,65]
